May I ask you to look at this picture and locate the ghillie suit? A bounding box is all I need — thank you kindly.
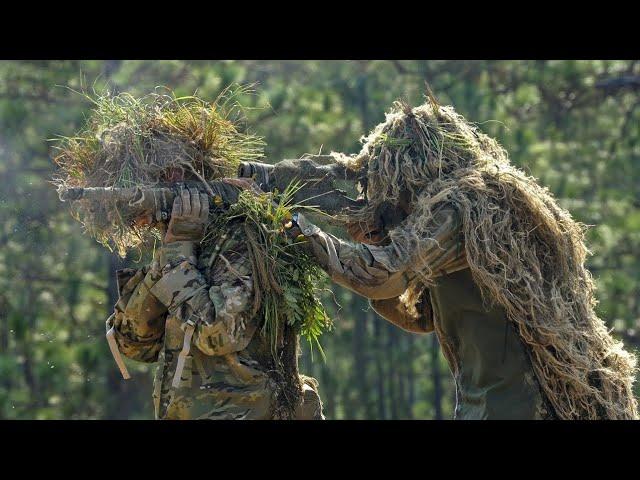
[54,89,329,419]
[332,99,638,420]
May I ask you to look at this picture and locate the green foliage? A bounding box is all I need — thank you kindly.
[203,182,332,359]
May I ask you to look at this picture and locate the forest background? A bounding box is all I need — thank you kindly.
[1,60,639,419]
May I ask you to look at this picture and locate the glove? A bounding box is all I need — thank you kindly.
[164,187,210,244]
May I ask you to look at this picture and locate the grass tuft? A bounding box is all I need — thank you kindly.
[202,181,333,357]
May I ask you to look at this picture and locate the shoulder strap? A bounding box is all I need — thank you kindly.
[105,314,131,380]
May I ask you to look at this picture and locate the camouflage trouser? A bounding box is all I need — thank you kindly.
[152,346,325,420]
[156,379,325,420]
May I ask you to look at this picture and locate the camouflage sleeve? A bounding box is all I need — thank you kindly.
[107,266,167,363]
[297,207,466,300]
[149,240,256,357]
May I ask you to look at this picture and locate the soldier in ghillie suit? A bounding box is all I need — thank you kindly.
[107,186,324,420]
[54,90,325,420]
[286,99,638,420]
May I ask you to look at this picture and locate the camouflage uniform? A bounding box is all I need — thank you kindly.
[295,207,554,420]
[106,222,324,420]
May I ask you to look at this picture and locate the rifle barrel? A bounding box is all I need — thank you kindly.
[58,157,364,221]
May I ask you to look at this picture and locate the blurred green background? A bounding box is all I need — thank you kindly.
[1,60,639,419]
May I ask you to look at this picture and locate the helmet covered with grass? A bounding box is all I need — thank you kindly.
[53,86,264,256]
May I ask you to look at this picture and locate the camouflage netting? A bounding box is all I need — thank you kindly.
[334,99,638,419]
[53,87,264,256]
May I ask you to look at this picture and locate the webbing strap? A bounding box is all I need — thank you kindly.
[172,322,195,390]
[320,231,345,275]
[106,325,131,380]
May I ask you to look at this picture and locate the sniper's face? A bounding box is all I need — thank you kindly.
[346,219,386,245]
[348,174,412,245]
[131,210,155,229]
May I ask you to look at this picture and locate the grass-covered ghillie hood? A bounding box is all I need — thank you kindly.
[53,86,264,256]
[334,99,638,419]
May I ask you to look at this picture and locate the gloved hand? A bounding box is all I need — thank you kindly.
[283,212,302,240]
[164,187,210,244]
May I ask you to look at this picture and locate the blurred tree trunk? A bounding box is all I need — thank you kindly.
[407,335,415,419]
[432,335,443,420]
[103,60,122,92]
[319,360,334,419]
[397,336,408,418]
[387,323,398,419]
[21,288,40,410]
[398,336,410,418]
[353,300,367,419]
[365,309,378,419]
[373,317,386,419]
[0,294,9,368]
